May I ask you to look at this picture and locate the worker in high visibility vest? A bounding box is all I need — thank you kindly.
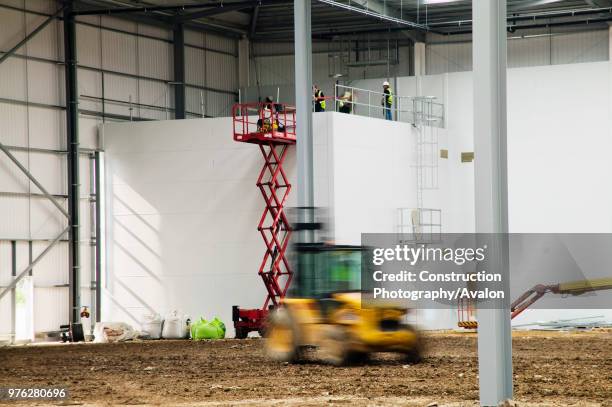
[382,81,393,120]
[313,85,326,112]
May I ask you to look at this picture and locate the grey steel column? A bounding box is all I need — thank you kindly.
[473,1,513,405]
[173,23,186,120]
[64,2,81,323]
[294,0,314,230]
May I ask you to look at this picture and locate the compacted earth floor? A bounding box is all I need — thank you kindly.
[1,331,610,406]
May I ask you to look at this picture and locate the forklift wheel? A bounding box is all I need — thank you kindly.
[265,308,301,363]
[401,325,423,364]
[319,326,352,366]
[235,327,248,339]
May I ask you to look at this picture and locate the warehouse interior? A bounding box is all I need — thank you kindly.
[0,0,611,406]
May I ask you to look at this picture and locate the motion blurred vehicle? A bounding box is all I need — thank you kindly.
[265,240,422,366]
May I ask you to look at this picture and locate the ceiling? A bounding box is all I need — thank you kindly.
[73,0,612,41]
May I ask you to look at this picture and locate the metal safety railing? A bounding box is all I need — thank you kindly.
[330,84,445,127]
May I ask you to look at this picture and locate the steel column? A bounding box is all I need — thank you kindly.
[94,151,102,323]
[294,0,314,234]
[173,23,186,120]
[473,1,513,405]
[64,2,81,324]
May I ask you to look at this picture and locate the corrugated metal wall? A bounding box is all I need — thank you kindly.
[426,29,609,75]
[250,29,610,85]
[0,0,239,340]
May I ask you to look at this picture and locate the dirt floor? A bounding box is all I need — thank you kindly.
[0,331,610,406]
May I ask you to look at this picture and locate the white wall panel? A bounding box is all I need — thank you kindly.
[101,117,314,333]
[138,78,170,120]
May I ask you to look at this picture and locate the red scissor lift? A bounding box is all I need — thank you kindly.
[231,102,296,338]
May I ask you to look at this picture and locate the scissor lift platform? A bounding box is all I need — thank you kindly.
[231,102,296,338]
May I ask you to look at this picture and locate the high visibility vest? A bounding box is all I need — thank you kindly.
[385,89,393,106]
[316,90,326,110]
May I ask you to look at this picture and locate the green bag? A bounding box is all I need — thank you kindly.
[191,317,226,340]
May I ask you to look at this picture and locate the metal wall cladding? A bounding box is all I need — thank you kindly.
[251,55,295,86]
[426,41,473,75]
[551,30,609,65]
[137,36,173,81]
[100,16,137,33]
[508,34,552,68]
[205,32,237,55]
[27,59,64,106]
[25,0,57,14]
[138,24,171,41]
[206,51,237,92]
[77,23,103,68]
[185,86,206,117]
[206,91,236,117]
[426,29,609,74]
[185,46,206,86]
[101,29,138,75]
[32,241,69,286]
[33,287,69,332]
[24,13,60,60]
[0,102,28,146]
[0,57,27,100]
[0,196,31,239]
[0,295,10,336]
[0,6,24,50]
[184,29,204,48]
[28,106,65,150]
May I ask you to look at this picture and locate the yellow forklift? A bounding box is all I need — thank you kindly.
[265,241,422,366]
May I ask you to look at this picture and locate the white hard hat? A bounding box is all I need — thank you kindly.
[383,81,390,86]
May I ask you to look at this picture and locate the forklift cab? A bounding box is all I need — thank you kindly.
[290,242,369,321]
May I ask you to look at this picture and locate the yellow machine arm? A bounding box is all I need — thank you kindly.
[511,278,612,319]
